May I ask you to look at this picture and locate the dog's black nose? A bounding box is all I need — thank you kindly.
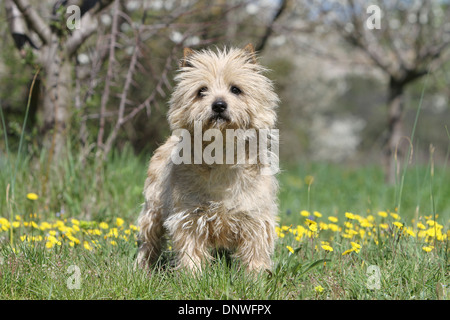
[212,99,227,113]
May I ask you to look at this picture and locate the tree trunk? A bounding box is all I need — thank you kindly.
[40,35,72,159]
[384,77,405,184]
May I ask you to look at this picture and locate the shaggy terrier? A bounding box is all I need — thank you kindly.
[136,44,279,273]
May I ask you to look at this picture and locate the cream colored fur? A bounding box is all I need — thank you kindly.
[136,45,279,273]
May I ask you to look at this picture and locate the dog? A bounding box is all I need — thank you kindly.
[136,44,279,273]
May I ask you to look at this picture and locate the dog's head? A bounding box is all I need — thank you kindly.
[168,44,279,132]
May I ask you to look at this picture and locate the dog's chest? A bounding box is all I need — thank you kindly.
[171,163,262,210]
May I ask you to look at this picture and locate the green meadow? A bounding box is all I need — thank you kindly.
[0,148,448,300]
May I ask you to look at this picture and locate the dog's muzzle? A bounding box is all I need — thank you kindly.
[210,99,231,123]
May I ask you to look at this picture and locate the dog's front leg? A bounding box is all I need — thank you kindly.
[233,217,275,273]
[165,212,212,273]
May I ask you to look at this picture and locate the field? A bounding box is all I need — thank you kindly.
[0,149,449,300]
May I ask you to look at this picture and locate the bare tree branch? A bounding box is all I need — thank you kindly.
[66,12,99,57]
[4,0,39,52]
[256,0,288,52]
[96,0,120,154]
[121,45,177,124]
[102,25,141,158]
[65,0,115,56]
[12,0,52,44]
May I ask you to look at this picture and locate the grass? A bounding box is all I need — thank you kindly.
[0,147,448,300]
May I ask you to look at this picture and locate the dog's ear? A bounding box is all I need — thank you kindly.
[243,43,257,64]
[181,47,195,68]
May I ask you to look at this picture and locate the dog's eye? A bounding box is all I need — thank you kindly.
[197,87,207,98]
[230,86,242,95]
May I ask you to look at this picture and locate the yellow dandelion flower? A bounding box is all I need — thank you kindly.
[342,248,354,255]
[345,212,355,220]
[88,229,102,236]
[67,234,80,244]
[110,240,117,246]
[71,219,80,225]
[12,221,20,228]
[275,226,282,234]
[308,223,318,232]
[342,233,353,239]
[328,223,339,232]
[129,224,139,231]
[286,245,294,254]
[300,210,310,217]
[390,213,400,220]
[319,222,329,230]
[379,223,389,230]
[360,219,373,228]
[99,222,109,229]
[83,241,93,251]
[313,211,322,218]
[404,227,416,237]
[393,221,403,229]
[359,229,366,239]
[426,228,435,237]
[26,193,39,200]
[115,217,125,227]
[39,222,51,231]
[314,285,324,293]
[378,211,388,218]
[351,242,361,253]
[422,246,433,253]
[47,235,61,245]
[45,241,54,249]
[418,230,427,238]
[417,222,426,230]
[107,228,119,238]
[328,216,338,223]
[321,244,333,252]
[344,221,353,229]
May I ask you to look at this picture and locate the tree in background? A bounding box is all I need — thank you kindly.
[300,0,450,183]
[5,0,116,159]
[3,0,287,163]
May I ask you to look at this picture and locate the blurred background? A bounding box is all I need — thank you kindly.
[0,0,449,193]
